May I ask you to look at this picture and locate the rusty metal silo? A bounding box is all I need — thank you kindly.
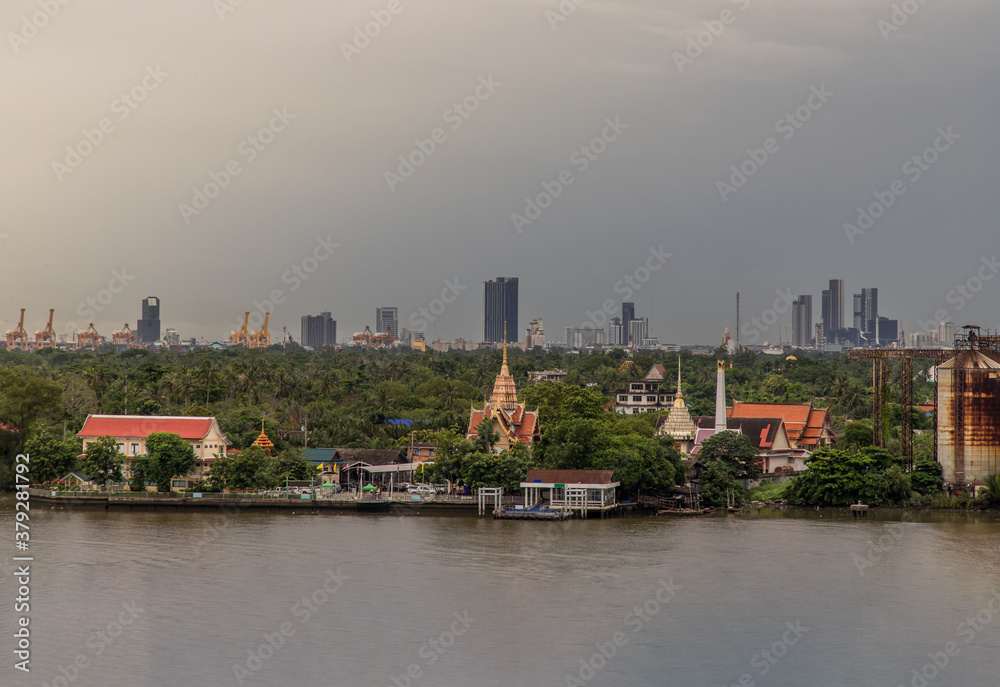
[936,350,1000,486]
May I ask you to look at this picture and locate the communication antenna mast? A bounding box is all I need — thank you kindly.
[736,293,740,349]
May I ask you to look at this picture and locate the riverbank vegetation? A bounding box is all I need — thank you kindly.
[0,344,939,492]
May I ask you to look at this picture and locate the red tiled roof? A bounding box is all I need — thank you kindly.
[78,415,217,440]
[525,469,616,485]
[807,409,828,429]
[732,402,812,424]
[468,404,540,444]
[730,403,831,448]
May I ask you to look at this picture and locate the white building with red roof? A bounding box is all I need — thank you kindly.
[78,414,231,488]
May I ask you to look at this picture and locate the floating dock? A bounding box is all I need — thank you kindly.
[495,502,573,520]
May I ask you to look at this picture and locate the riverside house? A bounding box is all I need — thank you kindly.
[77,414,231,490]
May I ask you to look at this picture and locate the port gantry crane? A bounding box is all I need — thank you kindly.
[113,323,140,350]
[34,309,56,349]
[249,312,270,349]
[231,312,251,347]
[6,308,28,351]
[76,323,104,350]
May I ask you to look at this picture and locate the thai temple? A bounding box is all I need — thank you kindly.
[655,357,698,453]
[467,333,541,451]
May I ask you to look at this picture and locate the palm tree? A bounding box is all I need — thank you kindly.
[83,366,111,401]
[199,360,214,407]
[980,474,1000,508]
[840,382,870,419]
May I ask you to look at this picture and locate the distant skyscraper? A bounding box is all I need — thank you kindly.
[627,318,647,348]
[608,317,624,346]
[878,316,898,346]
[137,296,160,343]
[301,312,336,347]
[621,302,635,327]
[828,279,844,331]
[525,318,544,348]
[564,327,605,348]
[483,277,518,343]
[792,295,812,348]
[821,289,832,337]
[376,307,399,336]
[853,293,864,332]
[861,288,878,336]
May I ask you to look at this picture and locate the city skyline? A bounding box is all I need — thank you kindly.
[9,270,968,347]
[3,2,999,348]
[40,274,935,348]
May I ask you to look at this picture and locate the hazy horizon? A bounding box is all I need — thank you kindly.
[3,0,999,346]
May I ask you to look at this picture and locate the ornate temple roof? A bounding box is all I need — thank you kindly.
[489,334,518,414]
[251,421,275,454]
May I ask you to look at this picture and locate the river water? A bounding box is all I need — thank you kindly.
[1,497,999,687]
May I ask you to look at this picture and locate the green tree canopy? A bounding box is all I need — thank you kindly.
[22,432,80,484]
[207,445,278,491]
[699,431,761,480]
[136,432,198,492]
[841,420,873,452]
[519,381,607,429]
[785,448,909,507]
[78,436,124,488]
[699,460,748,508]
[910,459,943,495]
[0,366,62,445]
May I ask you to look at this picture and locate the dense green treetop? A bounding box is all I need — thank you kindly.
[0,344,935,490]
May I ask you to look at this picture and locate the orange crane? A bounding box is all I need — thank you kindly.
[34,309,56,348]
[77,323,104,350]
[352,325,399,349]
[249,312,270,348]
[6,308,28,351]
[231,312,250,346]
[113,323,140,349]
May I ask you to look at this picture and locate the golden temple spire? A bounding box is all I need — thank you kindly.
[490,322,518,413]
[502,322,508,367]
[251,419,275,455]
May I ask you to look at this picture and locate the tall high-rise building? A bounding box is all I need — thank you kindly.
[137,296,160,343]
[852,288,878,340]
[483,277,518,343]
[627,318,647,348]
[792,295,812,348]
[828,279,844,331]
[376,307,398,337]
[608,317,624,346]
[301,312,336,347]
[861,288,878,336]
[621,302,635,327]
[821,289,832,337]
[564,327,605,349]
[878,316,898,346]
[525,318,544,348]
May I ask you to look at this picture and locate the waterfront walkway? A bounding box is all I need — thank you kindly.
[27,488,491,513]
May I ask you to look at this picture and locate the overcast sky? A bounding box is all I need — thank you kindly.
[2,0,998,346]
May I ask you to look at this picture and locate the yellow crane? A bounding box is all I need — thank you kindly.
[231,312,250,346]
[34,309,56,348]
[249,312,270,348]
[77,323,104,350]
[113,323,140,349]
[6,308,28,351]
